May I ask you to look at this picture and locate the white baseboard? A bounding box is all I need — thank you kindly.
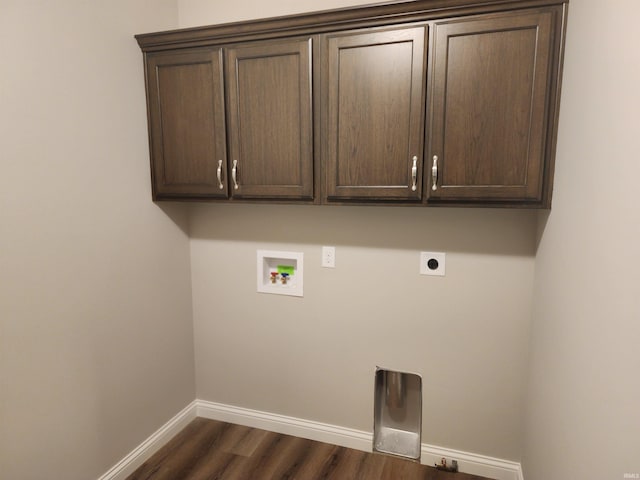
[98,398,523,480]
[421,443,523,480]
[195,399,372,453]
[97,400,197,480]
[196,399,523,480]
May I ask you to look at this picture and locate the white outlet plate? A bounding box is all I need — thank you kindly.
[420,252,446,276]
[322,246,335,268]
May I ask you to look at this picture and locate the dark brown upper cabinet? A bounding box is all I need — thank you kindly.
[426,8,563,205]
[144,39,314,201]
[146,48,228,199]
[226,38,315,200]
[136,0,567,208]
[322,26,427,202]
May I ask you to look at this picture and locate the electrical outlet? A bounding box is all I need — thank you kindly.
[420,252,445,276]
[322,246,336,268]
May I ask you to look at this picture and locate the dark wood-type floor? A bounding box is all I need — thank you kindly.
[127,418,493,480]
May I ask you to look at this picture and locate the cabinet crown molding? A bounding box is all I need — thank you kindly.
[135,0,568,51]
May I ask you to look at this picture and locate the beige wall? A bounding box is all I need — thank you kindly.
[180,0,539,463]
[178,0,373,25]
[8,0,636,477]
[189,203,537,460]
[0,2,195,479]
[523,1,640,479]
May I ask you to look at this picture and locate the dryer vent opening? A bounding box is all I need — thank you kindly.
[373,368,422,460]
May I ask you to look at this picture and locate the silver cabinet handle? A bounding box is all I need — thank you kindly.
[216,160,224,190]
[431,155,438,191]
[231,159,239,190]
[411,156,418,192]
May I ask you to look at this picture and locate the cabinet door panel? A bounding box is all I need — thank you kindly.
[147,48,227,198]
[323,27,426,201]
[428,10,554,202]
[226,38,314,199]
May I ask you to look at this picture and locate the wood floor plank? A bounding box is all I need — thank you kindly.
[354,451,389,480]
[305,443,344,479]
[218,423,270,457]
[128,418,226,480]
[325,447,371,479]
[381,455,433,480]
[266,437,318,479]
[237,434,313,480]
[287,439,340,479]
[126,418,494,480]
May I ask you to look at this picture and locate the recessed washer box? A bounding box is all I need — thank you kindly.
[257,250,303,297]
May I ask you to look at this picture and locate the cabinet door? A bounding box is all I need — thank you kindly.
[427,10,556,203]
[146,48,228,199]
[322,27,427,201]
[226,38,314,200]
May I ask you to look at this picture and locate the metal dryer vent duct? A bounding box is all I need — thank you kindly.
[373,367,422,460]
